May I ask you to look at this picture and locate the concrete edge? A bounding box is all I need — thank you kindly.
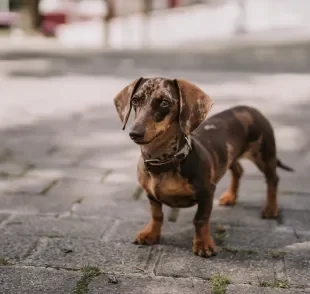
[1,38,310,73]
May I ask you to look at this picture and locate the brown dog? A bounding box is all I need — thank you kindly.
[114,77,294,258]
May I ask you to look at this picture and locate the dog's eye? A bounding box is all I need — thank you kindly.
[160,100,170,108]
[131,98,139,106]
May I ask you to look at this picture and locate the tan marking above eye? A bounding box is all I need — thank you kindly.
[204,124,216,130]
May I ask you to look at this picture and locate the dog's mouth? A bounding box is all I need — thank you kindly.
[132,131,164,145]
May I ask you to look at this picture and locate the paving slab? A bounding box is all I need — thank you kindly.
[27,166,108,182]
[156,246,275,284]
[5,178,113,214]
[0,193,83,215]
[283,244,310,288]
[27,238,158,274]
[0,71,309,293]
[281,210,310,232]
[89,275,212,294]
[0,163,27,178]
[0,267,81,294]
[0,213,10,224]
[226,284,309,294]
[0,176,57,196]
[73,182,146,219]
[108,219,299,253]
[0,194,41,214]
[4,215,115,239]
[0,232,37,262]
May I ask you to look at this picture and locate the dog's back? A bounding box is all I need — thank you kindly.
[194,105,275,162]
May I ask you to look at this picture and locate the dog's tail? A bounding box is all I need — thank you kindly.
[277,159,295,172]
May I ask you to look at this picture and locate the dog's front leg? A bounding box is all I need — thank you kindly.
[134,195,163,245]
[192,186,217,258]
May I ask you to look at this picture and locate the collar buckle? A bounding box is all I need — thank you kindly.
[143,135,192,173]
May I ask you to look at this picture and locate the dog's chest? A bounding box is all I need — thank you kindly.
[145,172,196,208]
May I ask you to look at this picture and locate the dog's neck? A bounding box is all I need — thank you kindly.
[140,125,186,162]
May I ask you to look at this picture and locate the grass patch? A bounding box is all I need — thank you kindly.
[258,279,290,289]
[0,258,13,266]
[269,250,286,259]
[210,274,231,294]
[215,232,228,245]
[71,266,101,294]
[215,225,228,245]
[275,279,290,289]
[258,280,272,287]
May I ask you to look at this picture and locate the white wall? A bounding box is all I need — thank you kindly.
[107,0,310,49]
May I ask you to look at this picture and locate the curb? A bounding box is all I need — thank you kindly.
[1,40,310,73]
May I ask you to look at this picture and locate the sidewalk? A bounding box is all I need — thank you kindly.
[0,69,310,293]
[1,0,310,73]
[1,27,310,74]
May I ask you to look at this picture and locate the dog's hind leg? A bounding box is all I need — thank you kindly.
[254,157,279,219]
[219,161,243,206]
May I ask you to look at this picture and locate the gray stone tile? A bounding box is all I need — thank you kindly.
[0,194,41,213]
[110,212,297,252]
[75,196,150,220]
[226,284,308,294]
[9,178,111,214]
[27,166,108,182]
[74,182,146,219]
[0,176,57,195]
[285,256,310,288]
[0,192,83,215]
[0,214,9,224]
[89,275,212,294]
[215,165,309,189]
[109,220,155,243]
[79,151,138,171]
[28,238,157,274]
[0,267,81,294]
[283,243,310,288]
[5,215,114,239]
[221,227,298,252]
[215,186,310,212]
[169,203,278,231]
[156,246,275,284]
[0,163,27,177]
[0,232,37,261]
[46,178,108,199]
[204,205,278,230]
[281,210,310,231]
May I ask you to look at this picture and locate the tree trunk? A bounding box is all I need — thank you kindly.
[103,0,116,47]
[20,0,40,34]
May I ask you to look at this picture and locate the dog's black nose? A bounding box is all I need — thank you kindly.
[129,131,144,141]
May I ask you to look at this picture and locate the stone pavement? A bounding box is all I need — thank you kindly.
[0,65,310,294]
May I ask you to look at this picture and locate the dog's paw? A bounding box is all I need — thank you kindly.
[218,191,237,206]
[192,236,217,258]
[133,227,160,245]
[261,205,278,219]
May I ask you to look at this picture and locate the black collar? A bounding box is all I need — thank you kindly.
[143,136,192,173]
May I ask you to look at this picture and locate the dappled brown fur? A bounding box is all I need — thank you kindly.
[114,77,294,258]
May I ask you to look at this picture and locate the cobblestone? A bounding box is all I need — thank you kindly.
[0,70,309,293]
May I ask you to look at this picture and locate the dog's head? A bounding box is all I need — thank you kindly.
[114,77,213,145]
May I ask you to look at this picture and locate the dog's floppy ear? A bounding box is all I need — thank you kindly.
[174,79,214,135]
[114,77,144,130]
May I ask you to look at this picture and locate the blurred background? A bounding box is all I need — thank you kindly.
[1,0,310,48]
[0,0,309,216]
[0,2,310,292]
